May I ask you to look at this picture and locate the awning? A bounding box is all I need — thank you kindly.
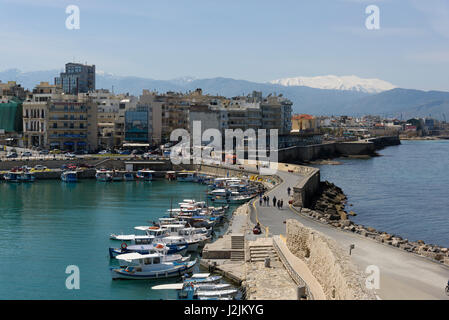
[77,142,86,145]
[64,142,75,146]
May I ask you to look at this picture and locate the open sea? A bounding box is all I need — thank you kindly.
[0,179,236,300]
[315,140,449,248]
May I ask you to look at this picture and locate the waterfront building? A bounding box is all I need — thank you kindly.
[55,62,95,94]
[22,82,61,148]
[22,82,98,151]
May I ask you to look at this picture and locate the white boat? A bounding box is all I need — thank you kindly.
[110,252,197,280]
[183,273,222,284]
[4,172,21,182]
[177,171,197,182]
[136,169,154,181]
[110,234,155,242]
[96,170,112,182]
[152,282,236,300]
[61,171,77,182]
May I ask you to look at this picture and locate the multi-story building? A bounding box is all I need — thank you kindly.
[46,94,98,152]
[55,62,95,94]
[0,81,26,100]
[22,82,61,148]
[23,82,98,151]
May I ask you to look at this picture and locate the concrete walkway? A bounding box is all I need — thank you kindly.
[245,163,449,300]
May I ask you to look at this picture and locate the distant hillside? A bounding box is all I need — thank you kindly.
[1,69,449,119]
[343,88,449,119]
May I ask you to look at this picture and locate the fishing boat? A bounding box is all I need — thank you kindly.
[176,171,197,182]
[165,171,176,180]
[61,171,77,182]
[152,283,237,300]
[183,273,222,284]
[110,253,196,280]
[18,172,35,182]
[109,242,187,259]
[4,172,21,182]
[136,169,154,181]
[109,242,188,259]
[96,170,112,182]
[110,234,155,243]
[123,172,134,181]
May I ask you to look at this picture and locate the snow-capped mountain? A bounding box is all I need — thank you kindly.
[269,75,396,93]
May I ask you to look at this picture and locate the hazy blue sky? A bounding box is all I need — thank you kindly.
[0,0,448,91]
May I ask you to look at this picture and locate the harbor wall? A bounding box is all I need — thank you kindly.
[285,219,375,300]
[278,136,401,163]
[291,165,320,208]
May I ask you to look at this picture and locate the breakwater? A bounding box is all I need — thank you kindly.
[278,136,401,163]
[295,181,449,267]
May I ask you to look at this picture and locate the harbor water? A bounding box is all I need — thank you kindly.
[0,180,235,299]
[315,139,449,248]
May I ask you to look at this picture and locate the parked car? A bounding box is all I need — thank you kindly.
[65,153,76,158]
[74,150,88,155]
[39,150,49,155]
[98,150,109,155]
[49,149,62,154]
[33,165,47,171]
[22,151,33,157]
[119,150,131,155]
[6,152,18,158]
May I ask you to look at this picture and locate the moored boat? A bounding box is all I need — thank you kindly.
[110,253,196,280]
[136,169,154,181]
[61,171,77,182]
[96,170,112,182]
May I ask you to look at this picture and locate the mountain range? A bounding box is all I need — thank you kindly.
[1,68,449,120]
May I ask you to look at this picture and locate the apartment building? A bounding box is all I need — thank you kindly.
[22,82,98,151]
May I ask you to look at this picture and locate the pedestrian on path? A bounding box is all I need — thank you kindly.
[259,197,263,206]
[266,196,270,207]
[272,196,277,207]
[277,199,281,209]
[287,187,291,196]
[280,199,284,210]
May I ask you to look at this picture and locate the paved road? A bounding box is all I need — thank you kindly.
[247,166,449,300]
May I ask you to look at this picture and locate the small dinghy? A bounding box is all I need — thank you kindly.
[183,273,222,284]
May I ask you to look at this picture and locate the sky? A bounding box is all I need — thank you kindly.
[0,0,448,91]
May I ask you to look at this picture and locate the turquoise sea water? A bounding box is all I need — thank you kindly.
[0,180,226,300]
[315,140,449,248]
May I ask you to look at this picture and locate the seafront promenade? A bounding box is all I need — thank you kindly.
[206,161,449,300]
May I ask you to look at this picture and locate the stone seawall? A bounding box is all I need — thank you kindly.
[286,219,376,300]
[278,136,401,163]
[291,165,320,208]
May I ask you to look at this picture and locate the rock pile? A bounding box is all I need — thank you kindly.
[299,181,449,267]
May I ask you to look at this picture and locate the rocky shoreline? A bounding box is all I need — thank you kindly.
[299,181,449,266]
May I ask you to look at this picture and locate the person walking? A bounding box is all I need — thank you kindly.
[280,199,284,210]
[287,187,291,196]
[266,195,270,207]
[277,199,280,209]
[259,196,263,206]
[273,196,277,208]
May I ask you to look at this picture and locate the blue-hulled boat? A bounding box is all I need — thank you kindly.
[61,171,77,182]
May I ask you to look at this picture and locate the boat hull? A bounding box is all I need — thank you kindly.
[111,261,196,280]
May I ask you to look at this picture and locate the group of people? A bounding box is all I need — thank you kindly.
[258,186,292,210]
[259,194,285,209]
